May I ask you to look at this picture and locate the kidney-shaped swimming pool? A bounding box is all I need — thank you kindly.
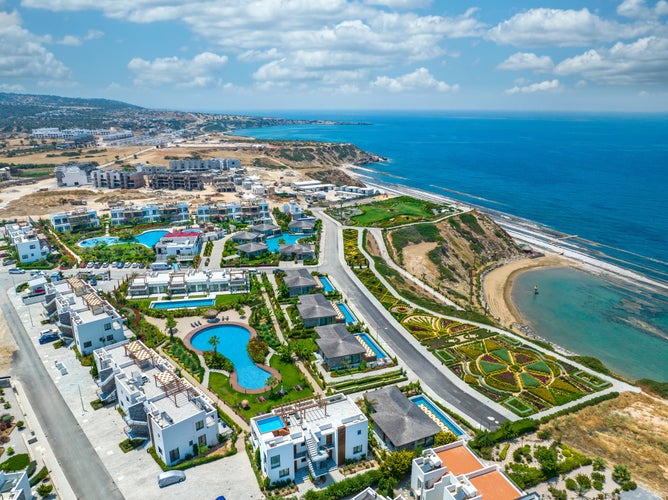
[189,324,271,390]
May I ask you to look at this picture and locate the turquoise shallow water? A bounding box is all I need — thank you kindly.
[512,267,668,382]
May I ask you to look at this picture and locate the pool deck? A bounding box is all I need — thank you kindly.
[184,321,281,395]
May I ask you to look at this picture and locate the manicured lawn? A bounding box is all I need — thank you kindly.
[349,196,446,227]
[208,356,313,421]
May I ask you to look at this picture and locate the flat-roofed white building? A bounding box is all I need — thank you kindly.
[127,269,248,297]
[196,199,270,224]
[94,340,230,466]
[0,468,32,500]
[154,231,202,263]
[43,277,127,355]
[250,394,368,484]
[3,222,50,263]
[110,202,190,226]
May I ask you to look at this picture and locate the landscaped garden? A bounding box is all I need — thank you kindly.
[330,196,455,228]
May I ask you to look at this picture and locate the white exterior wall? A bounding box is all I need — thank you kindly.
[261,438,295,483]
[74,315,125,356]
[343,418,369,460]
[411,458,448,500]
[151,405,220,466]
[61,168,89,187]
[16,238,45,263]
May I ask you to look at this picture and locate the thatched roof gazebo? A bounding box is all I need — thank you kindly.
[241,399,250,409]
[204,309,218,319]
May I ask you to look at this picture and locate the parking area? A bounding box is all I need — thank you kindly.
[9,288,261,500]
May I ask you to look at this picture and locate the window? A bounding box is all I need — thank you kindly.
[195,420,204,431]
[169,448,180,463]
[83,341,92,348]
[270,455,280,469]
[279,468,290,478]
[106,335,114,341]
[104,323,112,331]
[357,430,362,435]
[353,445,363,454]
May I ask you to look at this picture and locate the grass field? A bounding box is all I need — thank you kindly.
[344,196,451,227]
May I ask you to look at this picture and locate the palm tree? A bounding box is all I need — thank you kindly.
[165,314,177,340]
[208,334,220,358]
[266,375,278,395]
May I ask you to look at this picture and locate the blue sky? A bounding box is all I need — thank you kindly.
[1,0,667,111]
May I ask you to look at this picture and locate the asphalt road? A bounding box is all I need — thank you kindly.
[315,212,508,427]
[1,276,124,500]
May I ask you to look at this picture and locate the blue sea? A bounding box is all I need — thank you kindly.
[233,111,668,381]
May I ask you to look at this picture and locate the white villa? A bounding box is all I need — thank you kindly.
[250,394,368,484]
[3,222,50,263]
[127,269,249,297]
[411,441,531,500]
[44,277,127,355]
[94,340,230,466]
[50,208,100,232]
[154,231,202,263]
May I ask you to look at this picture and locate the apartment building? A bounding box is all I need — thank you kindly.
[127,269,248,297]
[43,277,127,355]
[55,163,96,187]
[50,209,100,232]
[3,222,50,263]
[148,171,204,191]
[168,158,240,172]
[250,394,368,484]
[91,168,145,189]
[94,340,230,466]
[196,199,270,224]
[110,202,190,226]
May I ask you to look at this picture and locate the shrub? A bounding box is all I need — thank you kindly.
[499,443,510,461]
[6,447,14,456]
[548,487,567,500]
[302,470,380,500]
[565,478,577,491]
[36,483,53,498]
[29,467,48,487]
[16,420,24,429]
[27,460,37,477]
[612,465,632,484]
[593,480,604,491]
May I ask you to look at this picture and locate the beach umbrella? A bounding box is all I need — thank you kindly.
[241,399,250,409]
[204,309,218,319]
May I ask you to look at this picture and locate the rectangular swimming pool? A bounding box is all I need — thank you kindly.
[318,276,335,293]
[255,415,285,434]
[337,303,357,324]
[410,394,466,437]
[150,298,215,310]
[355,333,388,360]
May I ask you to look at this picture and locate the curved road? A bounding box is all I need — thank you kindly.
[1,278,124,500]
[314,211,509,427]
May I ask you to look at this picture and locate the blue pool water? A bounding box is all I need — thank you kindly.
[78,236,119,247]
[355,333,388,359]
[319,276,335,293]
[337,303,357,324]
[78,229,169,248]
[150,298,215,310]
[190,325,271,390]
[134,229,169,248]
[265,232,304,252]
[410,395,465,437]
[256,415,286,434]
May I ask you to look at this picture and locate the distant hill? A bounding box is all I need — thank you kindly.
[0,92,142,111]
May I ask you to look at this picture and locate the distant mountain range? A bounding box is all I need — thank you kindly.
[0,92,363,135]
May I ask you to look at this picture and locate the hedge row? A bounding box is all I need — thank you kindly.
[302,469,381,500]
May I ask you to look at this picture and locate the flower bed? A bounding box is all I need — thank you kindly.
[480,360,506,374]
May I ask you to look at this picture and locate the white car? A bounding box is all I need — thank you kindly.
[9,268,26,274]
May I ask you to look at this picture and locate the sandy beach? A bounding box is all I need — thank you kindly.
[483,254,576,329]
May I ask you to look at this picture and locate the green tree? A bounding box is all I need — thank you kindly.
[266,375,278,395]
[534,446,558,478]
[380,450,414,479]
[277,344,293,363]
[36,484,53,498]
[434,431,457,447]
[208,334,220,358]
[165,314,177,340]
[592,457,606,471]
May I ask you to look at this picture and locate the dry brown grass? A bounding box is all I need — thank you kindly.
[543,392,668,495]
[0,146,144,166]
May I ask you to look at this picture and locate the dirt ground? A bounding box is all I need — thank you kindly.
[482,255,575,328]
[402,242,439,284]
[0,303,16,374]
[542,392,668,496]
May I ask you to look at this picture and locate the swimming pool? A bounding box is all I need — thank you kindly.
[78,236,120,247]
[319,276,335,293]
[150,298,215,310]
[355,333,388,359]
[190,324,270,390]
[78,229,169,248]
[255,415,286,434]
[265,232,304,252]
[337,303,357,324]
[410,395,466,437]
[134,229,169,248]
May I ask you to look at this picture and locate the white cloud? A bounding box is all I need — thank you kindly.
[21,1,482,91]
[127,51,228,88]
[488,8,648,47]
[617,0,668,18]
[555,36,668,85]
[505,79,560,94]
[53,29,103,46]
[497,52,553,71]
[0,10,70,80]
[0,83,25,92]
[371,67,457,92]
